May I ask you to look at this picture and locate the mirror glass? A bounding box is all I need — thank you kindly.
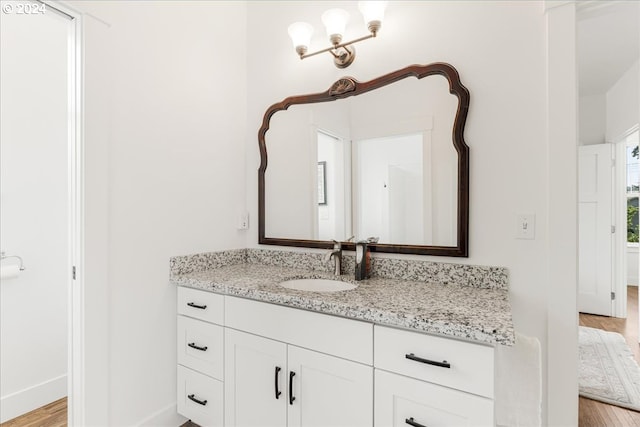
[259,63,469,256]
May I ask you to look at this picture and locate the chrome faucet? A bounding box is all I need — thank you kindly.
[323,240,342,276]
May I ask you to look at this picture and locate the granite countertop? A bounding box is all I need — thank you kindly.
[171,262,515,346]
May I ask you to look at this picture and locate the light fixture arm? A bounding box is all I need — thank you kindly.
[297,31,376,69]
[298,32,375,60]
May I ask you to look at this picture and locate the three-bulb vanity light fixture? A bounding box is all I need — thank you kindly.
[287,1,388,69]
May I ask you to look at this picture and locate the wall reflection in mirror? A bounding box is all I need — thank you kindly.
[265,74,458,246]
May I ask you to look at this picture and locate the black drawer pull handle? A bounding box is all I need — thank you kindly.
[405,353,451,369]
[275,366,282,399]
[406,417,427,427]
[188,342,208,352]
[187,394,207,406]
[289,371,296,405]
[187,302,207,310]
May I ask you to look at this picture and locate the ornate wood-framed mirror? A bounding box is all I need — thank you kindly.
[258,62,469,256]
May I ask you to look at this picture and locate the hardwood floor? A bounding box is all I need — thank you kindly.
[579,286,640,426]
[0,397,66,427]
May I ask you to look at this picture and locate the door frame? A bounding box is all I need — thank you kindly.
[40,1,85,424]
[545,1,579,425]
[614,137,627,318]
[614,125,640,318]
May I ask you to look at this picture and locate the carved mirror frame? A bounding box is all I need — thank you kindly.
[258,62,470,256]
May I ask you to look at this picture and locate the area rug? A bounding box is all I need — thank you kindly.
[579,326,640,411]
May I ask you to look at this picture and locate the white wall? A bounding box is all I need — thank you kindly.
[265,106,316,239]
[266,101,353,240]
[246,1,569,424]
[579,94,606,145]
[0,8,70,422]
[68,1,248,425]
[607,60,640,142]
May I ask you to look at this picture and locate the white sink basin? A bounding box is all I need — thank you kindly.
[279,278,357,292]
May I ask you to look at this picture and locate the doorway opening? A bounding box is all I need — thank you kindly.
[0,1,84,425]
[576,1,640,424]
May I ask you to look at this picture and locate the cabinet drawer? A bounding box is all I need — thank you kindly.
[177,315,223,379]
[374,369,494,427]
[177,286,224,325]
[226,296,373,365]
[374,325,494,398]
[177,365,223,427]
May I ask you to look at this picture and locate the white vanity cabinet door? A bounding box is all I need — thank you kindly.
[288,345,373,427]
[374,370,494,427]
[225,328,288,427]
[177,365,224,427]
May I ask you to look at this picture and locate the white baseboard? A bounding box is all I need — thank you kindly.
[0,374,67,423]
[137,402,188,427]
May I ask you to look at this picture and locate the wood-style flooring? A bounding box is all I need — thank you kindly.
[579,286,640,426]
[0,397,66,427]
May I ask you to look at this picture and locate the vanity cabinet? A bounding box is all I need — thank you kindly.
[224,328,373,427]
[176,286,496,427]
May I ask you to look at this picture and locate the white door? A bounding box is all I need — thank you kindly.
[0,3,72,422]
[224,329,287,427]
[578,144,614,315]
[374,370,494,427]
[287,345,373,427]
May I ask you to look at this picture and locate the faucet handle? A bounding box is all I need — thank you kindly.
[331,240,342,250]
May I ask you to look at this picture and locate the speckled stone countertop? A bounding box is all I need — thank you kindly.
[170,249,515,346]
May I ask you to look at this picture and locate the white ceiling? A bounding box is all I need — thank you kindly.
[578,1,639,97]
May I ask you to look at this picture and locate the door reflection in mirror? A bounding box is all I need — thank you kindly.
[317,131,351,241]
[354,133,425,245]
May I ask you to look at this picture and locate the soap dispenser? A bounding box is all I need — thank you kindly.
[354,241,370,281]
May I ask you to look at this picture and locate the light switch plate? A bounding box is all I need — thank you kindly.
[516,213,535,239]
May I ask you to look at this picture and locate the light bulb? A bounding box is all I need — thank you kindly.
[358,1,387,34]
[288,22,314,56]
[321,8,350,45]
